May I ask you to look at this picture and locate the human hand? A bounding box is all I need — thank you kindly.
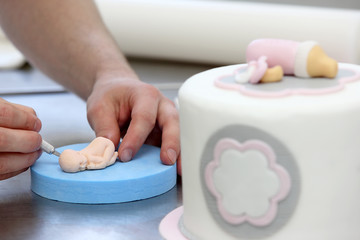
[0,98,42,180]
[86,74,181,174]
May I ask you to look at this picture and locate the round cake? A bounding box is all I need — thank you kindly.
[164,40,360,239]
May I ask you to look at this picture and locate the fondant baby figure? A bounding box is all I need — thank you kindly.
[235,39,338,84]
[59,137,118,173]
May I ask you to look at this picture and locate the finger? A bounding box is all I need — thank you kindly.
[87,100,120,148]
[0,150,42,176]
[0,100,41,131]
[177,154,182,176]
[118,91,159,162]
[0,98,37,115]
[157,99,180,166]
[0,168,28,181]
[0,98,41,131]
[0,127,42,153]
[13,103,38,115]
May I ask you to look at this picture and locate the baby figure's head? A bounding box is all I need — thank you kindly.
[59,149,87,173]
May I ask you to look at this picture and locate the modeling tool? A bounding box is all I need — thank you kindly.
[41,139,60,157]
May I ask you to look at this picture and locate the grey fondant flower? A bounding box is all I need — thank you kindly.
[205,138,291,226]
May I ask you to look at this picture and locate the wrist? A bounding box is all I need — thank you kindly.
[88,59,139,97]
[96,58,138,82]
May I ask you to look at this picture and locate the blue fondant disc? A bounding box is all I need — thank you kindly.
[31,143,176,204]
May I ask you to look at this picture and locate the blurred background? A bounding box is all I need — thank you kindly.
[94,0,360,65]
[1,0,359,145]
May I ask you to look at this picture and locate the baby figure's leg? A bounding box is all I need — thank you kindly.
[108,152,118,167]
[86,155,108,169]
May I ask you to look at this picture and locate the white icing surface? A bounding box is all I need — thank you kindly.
[59,137,118,173]
[214,149,279,218]
[179,63,360,239]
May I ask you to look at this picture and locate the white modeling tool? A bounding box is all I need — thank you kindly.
[41,139,60,157]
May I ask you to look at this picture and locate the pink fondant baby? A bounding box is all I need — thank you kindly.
[59,137,118,173]
[236,39,338,84]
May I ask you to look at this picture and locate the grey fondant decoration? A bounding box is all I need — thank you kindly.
[220,68,354,92]
[179,216,201,240]
[199,125,300,239]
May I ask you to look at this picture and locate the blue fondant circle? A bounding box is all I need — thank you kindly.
[31,143,176,204]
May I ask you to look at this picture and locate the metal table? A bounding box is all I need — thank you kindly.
[0,170,182,240]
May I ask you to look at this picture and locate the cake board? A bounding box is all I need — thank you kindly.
[159,206,187,240]
[31,143,177,204]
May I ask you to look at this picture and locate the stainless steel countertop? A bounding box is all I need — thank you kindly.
[0,58,214,240]
[0,170,182,240]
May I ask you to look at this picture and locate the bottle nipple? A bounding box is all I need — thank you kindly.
[260,65,284,83]
[307,45,338,78]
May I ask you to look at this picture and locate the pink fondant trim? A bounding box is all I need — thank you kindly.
[159,206,188,240]
[204,139,291,227]
[214,66,360,98]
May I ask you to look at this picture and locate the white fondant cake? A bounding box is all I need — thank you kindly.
[176,61,360,239]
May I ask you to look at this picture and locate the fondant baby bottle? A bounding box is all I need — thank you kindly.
[237,39,338,84]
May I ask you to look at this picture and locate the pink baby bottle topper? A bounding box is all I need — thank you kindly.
[237,39,338,84]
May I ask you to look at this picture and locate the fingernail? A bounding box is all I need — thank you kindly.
[34,118,41,132]
[167,148,177,165]
[120,149,133,162]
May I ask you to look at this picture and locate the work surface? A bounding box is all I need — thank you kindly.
[1,171,182,240]
[0,58,215,240]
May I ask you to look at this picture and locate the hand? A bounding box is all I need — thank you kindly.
[86,74,181,174]
[0,98,42,180]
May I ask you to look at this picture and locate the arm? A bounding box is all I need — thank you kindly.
[0,0,180,171]
[0,0,132,99]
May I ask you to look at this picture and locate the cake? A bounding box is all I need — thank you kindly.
[160,39,360,239]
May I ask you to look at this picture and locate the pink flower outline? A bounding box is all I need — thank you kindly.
[205,138,291,226]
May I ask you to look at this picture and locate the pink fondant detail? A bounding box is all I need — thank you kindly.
[214,66,360,98]
[248,56,268,84]
[204,139,291,227]
[159,206,188,240]
[246,39,299,75]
